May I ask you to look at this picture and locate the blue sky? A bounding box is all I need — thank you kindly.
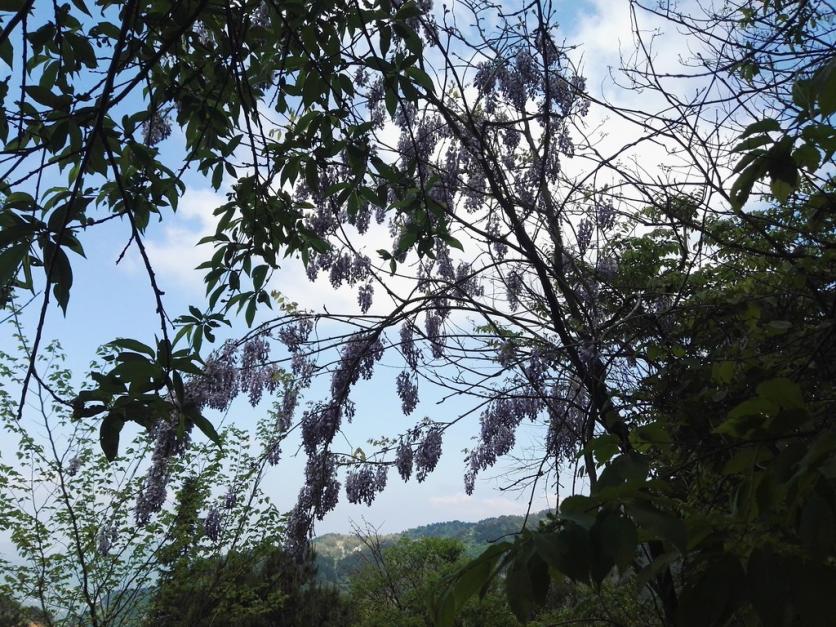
[1,0,693,535]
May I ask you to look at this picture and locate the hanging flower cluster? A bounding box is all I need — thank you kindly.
[286,333,385,555]
[97,522,118,556]
[345,464,388,506]
[463,349,584,494]
[414,428,444,482]
[135,415,189,526]
[204,507,222,542]
[171,1,610,557]
[135,332,280,526]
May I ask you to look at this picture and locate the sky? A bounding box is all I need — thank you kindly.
[1,0,700,537]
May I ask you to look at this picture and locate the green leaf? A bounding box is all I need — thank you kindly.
[0,244,27,285]
[46,245,72,314]
[787,558,836,627]
[405,66,435,94]
[251,264,269,290]
[677,554,744,627]
[108,338,156,357]
[746,549,791,627]
[799,490,835,553]
[379,24,391,56]
[245,298,257,327]
[770,177,793,203]
[591,511,638,579]
[505,545,535,622]
[24,85,71,109]
[559,494,596,528]
[732,134,773,152]
[99,413,125,461]
[756,377,804,410]
[716,396,778,437]
[435,542,511,627]
[809,57,836,116]
[528,552,550,607]
[190,411,222,449]
[302,71,323,106]
[532,525,591,583]
[730,158,768,209]
[595,453,649,495]
[628,502,687,553]
[739,118,781,138]
[590,434,620,465]
[793,143,821,171]
[711,360,735,384]
[0,0,26,12]
[0,38,12,67]
[629,422,671,450]
[792,79,814,112]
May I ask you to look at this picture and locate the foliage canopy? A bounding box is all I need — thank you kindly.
[0,0,834,624]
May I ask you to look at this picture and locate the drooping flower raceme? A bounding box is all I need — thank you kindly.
[396,441,414,481]
[396,370,419,415]
[345,464,388,506]
[415,428,443,482]
[97,522,117,556]
[135,415,189,526]
[204,507,222,542]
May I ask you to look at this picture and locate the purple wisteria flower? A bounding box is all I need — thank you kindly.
[597,256,618,281]
[66,456,81,477]
[239,335,277,406]
[351,205,372,234]
[487,215,508,259]
[331,335,385,401]
[577,218,593,255]
[266,439,282,466]
[465,350,554,492]
[496,341,516,367]
[425,312,444,358]
[275,386,299,433]
[396,370,419,415]
[396,441,414,481]
[296,452,341,522]
[595,201,616,231]
[455,262,483,298]
[185,340,238,412]
[474,60,497,96]
[358,283,374,314]
[135,416,189,526]
[204,507,222,542]
[436,245,455,281]
[291,354,315,388]
[329,253,352,288]
[97,522,117,556]
[506,269,523,311]
[415,428,443,482]
[400,322,421,370]
[301,404,342,455]
[142,110,172,146]
[345,464,388,506]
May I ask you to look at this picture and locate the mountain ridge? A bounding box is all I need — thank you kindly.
[313,510,552,586]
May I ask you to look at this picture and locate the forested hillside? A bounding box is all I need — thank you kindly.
[1,0,833,624]
[314,511,551,585]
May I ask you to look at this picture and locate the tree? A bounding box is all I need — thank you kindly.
[146,541,352,626]
[0,591,52,627]
[1,0,834,625]
[0,328,288,625]
[349,533,517,627]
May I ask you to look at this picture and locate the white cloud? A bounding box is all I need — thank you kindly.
[143,187,224,291]
[428,492,552,519]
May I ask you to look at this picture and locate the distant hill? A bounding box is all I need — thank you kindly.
[313,510,552,587]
